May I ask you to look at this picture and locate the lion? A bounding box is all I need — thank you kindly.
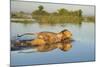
[15,29,72,47]
[37,29,72,44]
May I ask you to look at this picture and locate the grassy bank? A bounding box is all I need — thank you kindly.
[84,16,95,22]
[32,15,83,24]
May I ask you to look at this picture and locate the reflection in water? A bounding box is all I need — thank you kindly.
[12,21,37,27]
[39,22,82,29]
[11,39,72,53]
[13,21,83,28]
[34,41,72,52]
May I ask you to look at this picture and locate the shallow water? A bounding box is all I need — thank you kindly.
[11,21,95,66]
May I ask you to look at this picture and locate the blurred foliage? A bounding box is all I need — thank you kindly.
[11,5,95,24]
[32,5,83,23]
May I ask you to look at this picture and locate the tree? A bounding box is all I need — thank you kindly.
[38,5,44,11]
[78,9,82,17]
[58,8,68,15]
[32,5,49,16]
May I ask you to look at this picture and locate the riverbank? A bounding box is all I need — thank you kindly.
[32,15,83,23]
[11,15,95,24]
[11,18,36,22]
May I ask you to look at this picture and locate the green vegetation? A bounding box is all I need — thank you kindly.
[11,11,32,19]
[32,5,49,16]
[84,16,95,22]
[11,5,95,24]
[32,5,83,24]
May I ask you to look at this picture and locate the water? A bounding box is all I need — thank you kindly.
[11,21,95,66]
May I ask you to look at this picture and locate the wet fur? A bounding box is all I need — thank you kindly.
[37,30,72,44]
